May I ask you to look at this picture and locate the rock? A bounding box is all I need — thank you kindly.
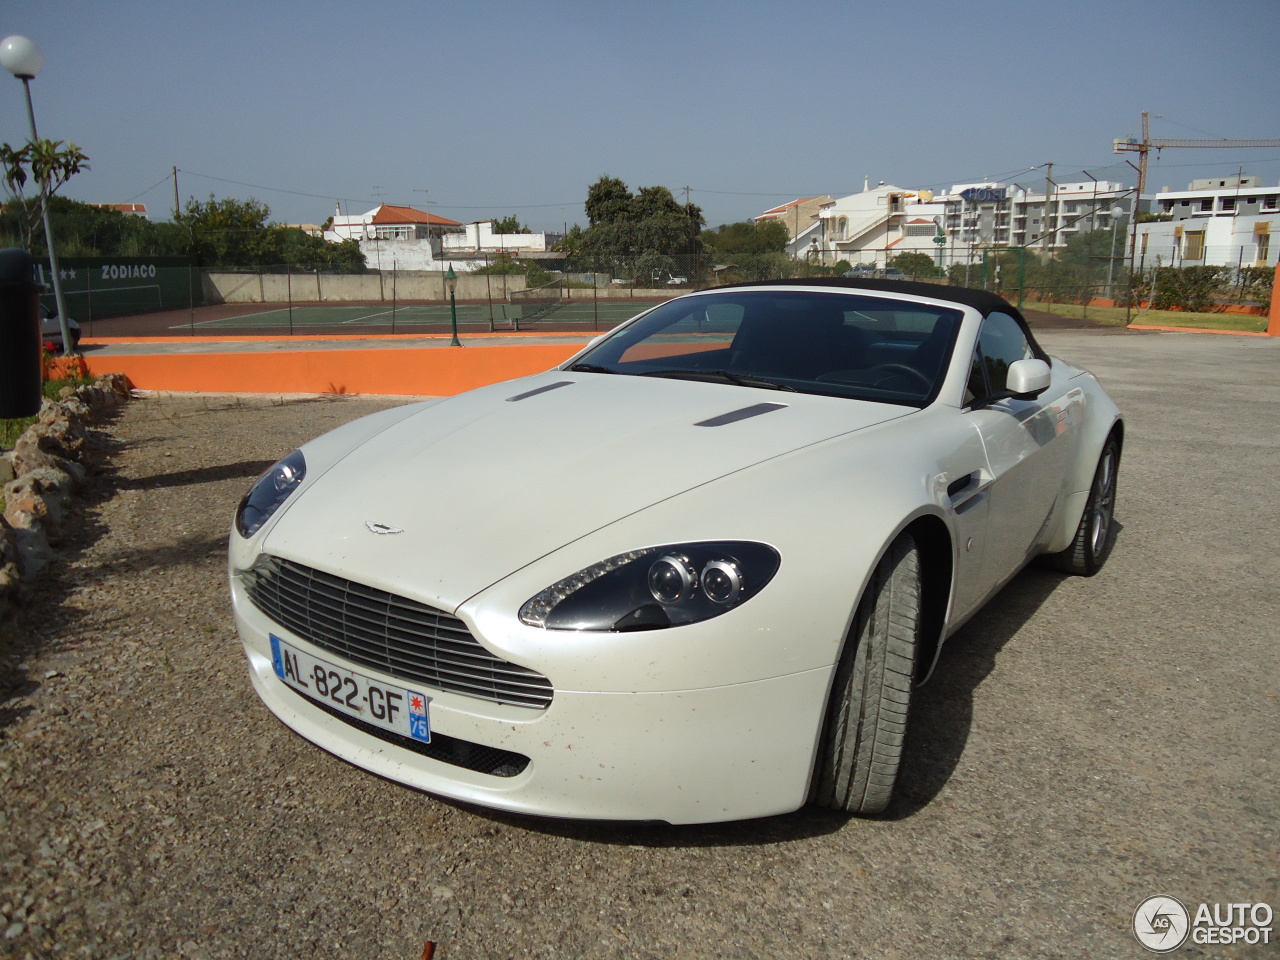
[4,469,75,541]
[10,519,56,581]
[9,437,85,485]
[0,517,19,600]
[0,374,131,600]
[95,372,132,398]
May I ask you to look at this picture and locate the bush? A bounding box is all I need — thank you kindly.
[1237,266,1274,311]
[1149,265,1228,312]
[889,252,941,279]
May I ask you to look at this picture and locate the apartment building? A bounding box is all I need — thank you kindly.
[1136,175,1278,268]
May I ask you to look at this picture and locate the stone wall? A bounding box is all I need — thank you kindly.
[0,375,132,610]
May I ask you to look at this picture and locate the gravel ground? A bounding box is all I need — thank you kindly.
[0,329,1276,959]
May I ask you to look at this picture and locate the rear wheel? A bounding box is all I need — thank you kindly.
[1047,436,1120,576]
[813,534,920,815]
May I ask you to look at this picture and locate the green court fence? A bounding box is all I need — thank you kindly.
[72,251,1271,337]
[38,256,203,325]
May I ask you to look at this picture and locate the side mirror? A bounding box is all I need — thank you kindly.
[1006,358,1051,400]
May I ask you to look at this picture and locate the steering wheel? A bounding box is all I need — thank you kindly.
[868,363,932,391]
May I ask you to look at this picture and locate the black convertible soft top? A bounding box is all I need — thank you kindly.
[717,277,1023,320]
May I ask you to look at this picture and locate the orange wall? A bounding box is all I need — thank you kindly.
[64,343,587,395]
[1270,264,1280,337]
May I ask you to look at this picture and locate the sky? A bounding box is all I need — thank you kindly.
[2,0,1277,233]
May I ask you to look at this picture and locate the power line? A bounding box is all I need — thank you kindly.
[123,172,175,204]
[178,168,375,206]
[179,169,583,212]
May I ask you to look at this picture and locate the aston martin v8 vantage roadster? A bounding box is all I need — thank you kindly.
[229,279,1122,824]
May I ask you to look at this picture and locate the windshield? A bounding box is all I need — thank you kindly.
[570,290,963,406]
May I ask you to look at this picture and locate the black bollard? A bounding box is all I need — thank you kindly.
[0,248,43,419]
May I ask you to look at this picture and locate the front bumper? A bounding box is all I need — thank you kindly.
[233,596,833,824]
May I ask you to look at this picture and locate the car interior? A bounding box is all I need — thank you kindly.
[583,291,963,405]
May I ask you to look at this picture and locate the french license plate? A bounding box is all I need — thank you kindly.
[269,635,431,743]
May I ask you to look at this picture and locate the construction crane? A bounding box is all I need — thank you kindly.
[1112,111,1280,259]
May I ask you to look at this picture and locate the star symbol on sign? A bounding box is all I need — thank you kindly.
[410,694,425,712]
[59,267,76,280]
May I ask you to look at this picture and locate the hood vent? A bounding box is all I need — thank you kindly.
[695,402,788,428]
[506,381,574,402]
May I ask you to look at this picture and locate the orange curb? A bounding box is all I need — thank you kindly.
[1127,325,1270,337]
[58,343,588,396]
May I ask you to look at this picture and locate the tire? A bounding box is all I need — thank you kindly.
[1047,435,1120,576]
[813,533,920,815]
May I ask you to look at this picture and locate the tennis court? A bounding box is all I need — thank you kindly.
[164,298,666,334]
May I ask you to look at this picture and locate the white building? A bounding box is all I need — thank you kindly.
[441,220,547,256]
[323,204,464,271]
[1135,175,1279,269]
[805,178,1140,268]
[753,196,833,257]
[802,182,948,267]
[939,179,1134,258]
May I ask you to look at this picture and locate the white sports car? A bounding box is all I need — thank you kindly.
[229,279,1122,824]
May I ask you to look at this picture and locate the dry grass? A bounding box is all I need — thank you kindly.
[1025,300,1268,332]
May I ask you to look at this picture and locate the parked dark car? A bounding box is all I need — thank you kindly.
[41,304,81,350]
[843,265,908,280]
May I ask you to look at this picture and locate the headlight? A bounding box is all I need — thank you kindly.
[235,449,306,538]
[519,541,780,632]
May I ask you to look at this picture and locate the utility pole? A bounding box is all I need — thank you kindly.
[172,166,180,219]
[1042,162,1054,262]
[1112,110,1280,262]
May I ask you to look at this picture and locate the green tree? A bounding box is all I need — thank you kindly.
[577,176,705,271]
[0,138,89,250]
[176,195,277,267]
[888,251,940,278]
[171,195,365,271]
[278,228,366,272]
[585,175,634,225]
[702,220,789,255]
[492,215,532,234]
[0,196,192,258]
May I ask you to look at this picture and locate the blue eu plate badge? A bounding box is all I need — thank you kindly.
[407,690,432,742]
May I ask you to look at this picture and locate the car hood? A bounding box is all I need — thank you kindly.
[263,372,910,609]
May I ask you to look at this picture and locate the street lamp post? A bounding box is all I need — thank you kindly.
[1106,204,1125,299]
[445,265,461,346]
[0,35,75,355]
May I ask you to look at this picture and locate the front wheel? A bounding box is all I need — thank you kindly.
[813,533,920,816]
[1047,435,1120,576]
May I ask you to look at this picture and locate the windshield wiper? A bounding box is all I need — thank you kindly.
[638,369,797,392]
[567,363,618,374]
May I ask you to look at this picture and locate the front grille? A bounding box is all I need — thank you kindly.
[243,555,553,708]
[292,685,530,777]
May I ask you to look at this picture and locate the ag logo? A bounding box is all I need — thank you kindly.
[1133,895,1190,953]
[365,521,404,535]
